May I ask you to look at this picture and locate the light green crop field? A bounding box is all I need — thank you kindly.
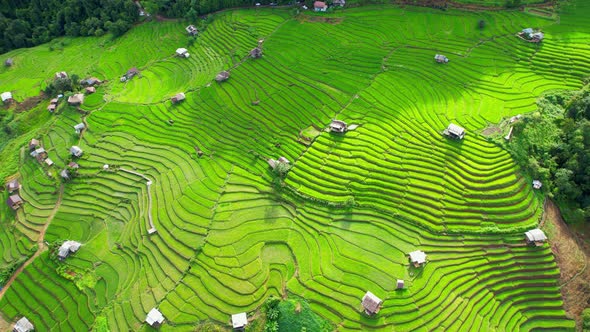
[1,0,589,331]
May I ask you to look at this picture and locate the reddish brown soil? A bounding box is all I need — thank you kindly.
[544,200,590,330]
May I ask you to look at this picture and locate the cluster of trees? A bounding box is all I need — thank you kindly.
[0,0,138,53]
[508,81,590,223]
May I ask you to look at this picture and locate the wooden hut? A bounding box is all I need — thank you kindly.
[13,316,34,332]
[361,291,383,316]
[7,194,23,210]
[329,120,348,133]
[28,139,40,151]
[409,250,427,267]
[443,123,465,139]
[525,229,547,246]
[216,71,230,82]
[67,94,85,106]
[250,47,263,58]
[175,48,190,58]
[70,146,83,157]
[396,279,404,289]
[74,123,85,134]
[145,308,165,328]
[231,312,248,330]
[434,54,449,63]
[314,1,328,11]
[6,179,20,193]
[57,240,81,260]
[171,93,186,104]
[186,25,198,36]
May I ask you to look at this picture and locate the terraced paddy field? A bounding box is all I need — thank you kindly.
[1,0,590,330]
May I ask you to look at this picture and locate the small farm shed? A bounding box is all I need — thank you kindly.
[171,93,186,103]
[6,179,20,193]
[330,120,348,133]
[361,291,383,316]
[146,308,165,328]
[68,94,85,106]
[55,71,68,79]
[126,67,140,80]
[60,169,70,180]
[443,123,465,139]
[176,48,190,58]
[5,58,13,67]
[44,158,54,166]
[81,77,102,86]
[532,180,542,189]
[434,54,449,63]
[409,250,427,267]
[29,139,40,151]
[57,240,81,260]
[250,47,263,58]
[7,194,23,210]
[13,316,34,332]
[525,229,547,246]
[2,91,13,103]
[216,71,230,82]
[396,279,404,289]
[47,103,56,112]
[186,25,198,35]
[74,123,85,134]
[31,147,47,159]
[268,156,290,170]
[333,0,345,6]
[70,146,83,157]
[231,312,248,329]
[69,162,80,169]
[85,87,96,94]
[314,1,328,11]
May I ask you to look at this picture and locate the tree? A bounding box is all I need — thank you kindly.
[478,20,485,30]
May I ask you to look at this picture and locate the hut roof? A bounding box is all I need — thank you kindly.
[29,139,40,149]
[44,158,54,166]
[81,77,101,86]
[57,240,81,259]
[216,71,230,82]
[60,169,70,179]
[268,159,278,169]
[7,194,23,209]
[447,123,465,136]
[186,25,198,35]
[361,291,383,315]
[173,93,186,102]
[250,47,263,58]
[70,146,83,157]
[278,156,290,164]
[396,279,404,289]
[55,71,68,79]
[74,123,85,132]
[146,308,165,326]
[4,58,13,67]
[85,87,96,94]
[68,162,80,169]
[409,250,427,264]
[50,98,59,104]
[14,316,34,332]
[1,91,13,102]
[47,104,56,111]
[333,0,345,5]
[314,1,327,8]
[231,312,248,329]
[525,229,547,242]
[330,120,348,132]
[67,94,85,105]
[176,48,188,55]
[522,28,534,34]
[434,54,449,63]
[532,180,542,189]
[6,179,19,192]
[127,67,139,76]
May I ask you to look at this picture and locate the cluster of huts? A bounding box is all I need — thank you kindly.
[518,28,544,43]
[121,67,140,82]
[304,0,345,11]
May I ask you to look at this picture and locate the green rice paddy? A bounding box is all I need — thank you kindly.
[1,0,589,330]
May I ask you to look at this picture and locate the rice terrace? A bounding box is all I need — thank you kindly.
[1,0,590,330]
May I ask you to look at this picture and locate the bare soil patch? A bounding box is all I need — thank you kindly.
[481,126,501,136]
[15,93,45,113]
[543,200,590,330]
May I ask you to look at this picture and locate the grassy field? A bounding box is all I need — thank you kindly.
[1,0,589,330]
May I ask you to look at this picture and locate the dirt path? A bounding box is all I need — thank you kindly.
[0,184,65,302]
[543,199,590,330]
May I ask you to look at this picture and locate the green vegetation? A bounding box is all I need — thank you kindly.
[506,82,590,223]
[277,297,333,332]
[0,0,589,331]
